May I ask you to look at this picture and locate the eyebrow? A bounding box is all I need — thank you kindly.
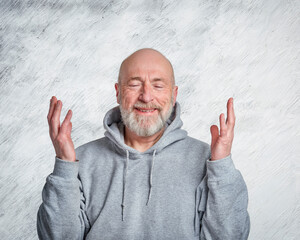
[129,77,142,81]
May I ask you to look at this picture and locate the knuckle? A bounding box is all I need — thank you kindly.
[56,135,65,144]
[50,118,57,124]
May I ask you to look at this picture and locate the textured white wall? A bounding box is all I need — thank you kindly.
[0,0,299,239]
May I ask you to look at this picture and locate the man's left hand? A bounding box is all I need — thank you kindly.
[210,97,235,161]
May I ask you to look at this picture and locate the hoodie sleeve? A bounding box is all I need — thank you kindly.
[195,154,250,240]
[37,157,91,240]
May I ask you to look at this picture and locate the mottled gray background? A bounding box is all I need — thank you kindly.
[0,0,299,239]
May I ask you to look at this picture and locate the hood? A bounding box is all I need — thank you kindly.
[103,101,187,156]
[103,102,187,220]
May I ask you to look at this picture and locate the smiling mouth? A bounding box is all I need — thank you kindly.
[135,108,158,113]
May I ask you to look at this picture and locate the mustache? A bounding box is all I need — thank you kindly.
[133,102,162,111]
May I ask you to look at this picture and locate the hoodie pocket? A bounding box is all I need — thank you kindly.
[194,175,208,236]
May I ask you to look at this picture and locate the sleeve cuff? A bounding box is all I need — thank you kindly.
[206,154,236,180]
[52,156,79,179]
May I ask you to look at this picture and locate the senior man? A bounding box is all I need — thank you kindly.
[37,48,250,239]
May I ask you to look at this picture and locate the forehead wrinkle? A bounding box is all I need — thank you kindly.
[127,67,168,79]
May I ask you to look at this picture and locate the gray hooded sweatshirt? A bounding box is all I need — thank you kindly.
[37,102,250,240]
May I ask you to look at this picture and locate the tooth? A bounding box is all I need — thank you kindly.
[138,108,154,112]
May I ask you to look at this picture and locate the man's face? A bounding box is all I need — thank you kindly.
[115,50,178,137]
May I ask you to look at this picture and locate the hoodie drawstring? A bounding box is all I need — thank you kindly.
[121,150,129,221]
[147,149,156,206]
[121,149,157,221]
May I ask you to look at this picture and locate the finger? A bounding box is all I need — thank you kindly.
[220,113,227,137]
[61,110,73,134]
[50,100,62,137]
[67,122,72,135]
[47,96,57,124]
[226,97,235,129]
[210,125,219,146]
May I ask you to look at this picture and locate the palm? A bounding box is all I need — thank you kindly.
[210,98,235,161]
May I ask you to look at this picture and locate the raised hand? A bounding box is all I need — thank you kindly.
[47,96,76,162]
[210,97,235,161]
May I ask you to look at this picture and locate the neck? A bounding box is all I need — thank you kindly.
[124,126,165,152]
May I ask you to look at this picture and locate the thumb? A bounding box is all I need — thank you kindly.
[210,125,219,147]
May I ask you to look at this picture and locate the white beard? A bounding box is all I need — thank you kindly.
[119,98,174,137]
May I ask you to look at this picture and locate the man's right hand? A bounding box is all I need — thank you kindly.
[47,96,76,162]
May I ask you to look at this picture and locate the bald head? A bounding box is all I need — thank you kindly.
[118,48,175,86]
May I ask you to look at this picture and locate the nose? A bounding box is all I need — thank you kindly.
[138,82,153,103]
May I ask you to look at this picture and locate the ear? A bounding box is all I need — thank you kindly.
[172,86,178,106]
[115,83,120,104]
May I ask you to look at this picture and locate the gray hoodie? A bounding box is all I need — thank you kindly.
[37,102,250,240]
